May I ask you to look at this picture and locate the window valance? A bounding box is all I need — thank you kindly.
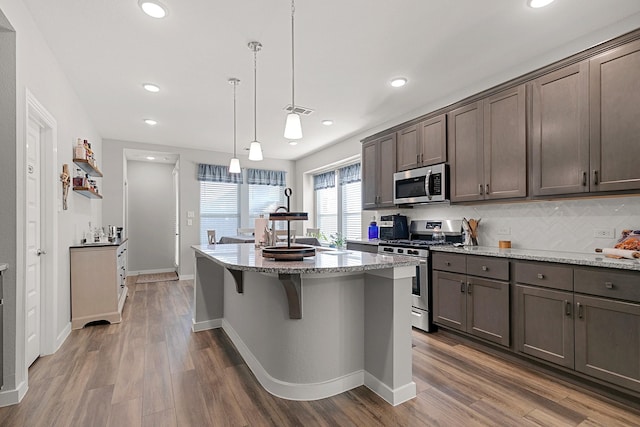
[197,164,243,184]
[338,163,361,185]
[313,170,336,190]
[247,168,287,186]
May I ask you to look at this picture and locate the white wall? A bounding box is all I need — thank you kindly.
[101,138,295,278]
[127,161,176,273]
[0,0,102,403]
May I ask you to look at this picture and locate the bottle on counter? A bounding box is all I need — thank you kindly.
[368,216,379,240]
[74,138,86,159]
[73,168,84,187]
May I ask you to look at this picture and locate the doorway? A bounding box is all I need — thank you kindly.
[25,90,59,365]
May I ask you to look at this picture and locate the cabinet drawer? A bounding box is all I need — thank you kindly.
[515,261,573,291]
[574,268,640,303]
[466,256,509,281]
[432,252,466,273]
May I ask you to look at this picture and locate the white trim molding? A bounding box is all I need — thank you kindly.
[364,371,417,406]
[191,318,222,332]
[0,380,28,407]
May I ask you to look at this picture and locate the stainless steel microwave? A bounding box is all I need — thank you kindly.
[393,163,449,205]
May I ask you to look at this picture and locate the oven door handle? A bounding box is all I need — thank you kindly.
[425,169,432,200]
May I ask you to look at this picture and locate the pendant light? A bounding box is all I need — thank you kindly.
[248,41,264,161]
[228,78,241,174]
[284,0,303,140]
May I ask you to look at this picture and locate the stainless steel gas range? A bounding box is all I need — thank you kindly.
[378,220,463,332]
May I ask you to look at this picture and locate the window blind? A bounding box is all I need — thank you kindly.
[199,181,239,244]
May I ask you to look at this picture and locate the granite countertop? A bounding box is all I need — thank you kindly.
[346,239,382,246]
[431,245,640,272]
[70,238,128,249]
[193,243,419,274]
[0,263,7,272]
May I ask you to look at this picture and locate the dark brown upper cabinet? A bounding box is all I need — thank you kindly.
[362,133,396,210]
[396,114,447,172]
[449,86,527,202]
[589,38,640,193]
[531,62,590,196]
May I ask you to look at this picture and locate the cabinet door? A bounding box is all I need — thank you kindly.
[483,85,527,200]
[396,125,419,172]
[377,133,397,207]
[590,39,640,192]
[419,114,447,166]
[448,101,484,202]
[574,294,640,393]
[467,277,510,346]
[531,63,589,196]
[515,285,574,368]
[362,140,378,209]
[433,271,467,331]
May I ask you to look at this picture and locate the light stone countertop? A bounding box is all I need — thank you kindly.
[432,245,640,272]
[193,243,419,274]
[69,238,128,249]
[0,263,7,272]
[346,239,382,246]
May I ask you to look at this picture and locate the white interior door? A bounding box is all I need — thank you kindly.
[25,117,42,367]
[173,164,179,268]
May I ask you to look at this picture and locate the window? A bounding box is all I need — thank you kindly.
[198,164,287,243]
[314,163,361,240]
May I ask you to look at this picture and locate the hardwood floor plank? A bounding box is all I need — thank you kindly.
[199,375,249,426]
[142,408,178,427]
[70,384,115,427]
[108,398,142,427]
[559,394,640,427]
[171,369,214,426]
[142,342,174,416]
[111,337,146,404]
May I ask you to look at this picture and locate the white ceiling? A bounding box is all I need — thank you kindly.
[22,0,640,160]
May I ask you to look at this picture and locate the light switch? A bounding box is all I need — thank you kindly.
[187,211,195,218]
[187,219,193,226]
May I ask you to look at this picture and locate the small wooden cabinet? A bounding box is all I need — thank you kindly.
[433,253,510,347]
[396,114,447,172]
[448,85,527,202]
[70,240,128,329]
[362,133,396,209]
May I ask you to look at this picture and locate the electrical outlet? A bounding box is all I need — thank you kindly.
[187,211,195,218]
[497,227,511,236]
[593,228,614,239]
[187,219,193,226]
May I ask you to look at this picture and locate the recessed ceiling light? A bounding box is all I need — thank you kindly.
[144,119,157,125]
[146,156,155,160]
[527,0,555,8]
[288,141,298,146]
[390,77,407,88]
[143,83,160,93]
[321,120,334,126]
[138,0,167,18]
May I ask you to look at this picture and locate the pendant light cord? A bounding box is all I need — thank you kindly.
[291,0,295,110]
[233,81,237,157]
[253,47,258,142]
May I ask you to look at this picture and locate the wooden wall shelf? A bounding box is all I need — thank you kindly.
[73,186,102,199]
[73,158,103,177]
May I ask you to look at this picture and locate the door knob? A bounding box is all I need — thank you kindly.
[36,249,47,256]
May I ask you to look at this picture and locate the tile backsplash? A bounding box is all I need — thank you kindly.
[364,195,640,254]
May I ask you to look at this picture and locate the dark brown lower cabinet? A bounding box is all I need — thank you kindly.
[515,284,575,369]
[574,294,640,393]
[433,270,510,346]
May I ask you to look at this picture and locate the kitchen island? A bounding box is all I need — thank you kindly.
[192,243,419,405]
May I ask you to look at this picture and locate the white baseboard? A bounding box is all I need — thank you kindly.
[364,371,416,406]
[128,268,177,276]
[0,381,28,407]
[191,318,222,332]
[222,320,365,401]
[179,274,194,281]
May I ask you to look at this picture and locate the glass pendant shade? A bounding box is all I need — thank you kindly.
[284,112,303,140]
[248,141,263,161]
[229,157,241,174]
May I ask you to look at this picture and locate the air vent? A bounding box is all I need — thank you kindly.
[284,104,314,115]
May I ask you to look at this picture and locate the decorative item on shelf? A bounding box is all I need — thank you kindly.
[248,41,264,161]
[60,163,71,210]
[499,240,512,249]
[262,188,315,260]
[283,0,303,140]
[228,77,241,174]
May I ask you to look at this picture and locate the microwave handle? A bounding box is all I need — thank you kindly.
[425,169,432,200]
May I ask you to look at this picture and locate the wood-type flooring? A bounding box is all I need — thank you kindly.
[1,277,639,426]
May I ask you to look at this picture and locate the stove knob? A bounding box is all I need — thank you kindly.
[398,249,404,254]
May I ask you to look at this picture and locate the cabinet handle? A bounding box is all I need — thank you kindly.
[582,171,587,186]
[593,170,599,186]
[467,282,472,294]
[565,300,571,316]
[460,281,465,293]
[605,281,613,289]
[577,302,583,319]
[421,153,424,164]
[485,184,490,194]
[479,184,484,195]
[445,261,451,266]
[537,273,544,279]
[482,265,488,271]
[417,154,420,164]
